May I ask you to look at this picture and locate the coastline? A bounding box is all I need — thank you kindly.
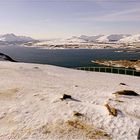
[92,60,140,72]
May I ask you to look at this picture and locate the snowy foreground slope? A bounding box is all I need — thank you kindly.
[0,62,140,140]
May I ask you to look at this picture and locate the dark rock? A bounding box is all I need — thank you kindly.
[0,52,17,62]
[34,67,39,69]
[113,90,139,96]
[119,83,127,86]
[73,111,83,117]
[61,94,72,100]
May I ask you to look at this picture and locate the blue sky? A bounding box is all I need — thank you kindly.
[0,0,140,39]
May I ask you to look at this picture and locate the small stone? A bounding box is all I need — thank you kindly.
[119,83,127,86]
[33,94,39,97]
[40,98,45,101]
[73,111,83,117]
[60,94,72,100]
[34,67,39,69]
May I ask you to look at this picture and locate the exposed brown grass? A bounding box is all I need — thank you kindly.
[0,88,19,99]
[115,99,124,103]
[41,119,111,139]
[105,104,118,117]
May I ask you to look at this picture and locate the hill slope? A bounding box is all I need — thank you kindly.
[0,62,140,139]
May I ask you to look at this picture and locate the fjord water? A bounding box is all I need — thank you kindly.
[0,46,140,68]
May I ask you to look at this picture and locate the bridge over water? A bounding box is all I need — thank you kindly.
[75,67,140,77]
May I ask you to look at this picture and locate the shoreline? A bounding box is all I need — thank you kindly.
[92,60,140,72]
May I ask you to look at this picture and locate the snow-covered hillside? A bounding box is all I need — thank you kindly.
[35,34,135,46]
[0,61,140,139]
[66,36,87,43]
[119,34,140,43]
[1,33,140,45]
[1,33,140,49]
[96,34,130,43]
[0,33,35,42]
[79,35,104,42]
[68,34,131,43]
[36,37,87,46]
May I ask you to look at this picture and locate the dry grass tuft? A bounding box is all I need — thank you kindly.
[115,99,124,103]
[0,88,19,99]
[105,104,118,117]
[41,119,111,139]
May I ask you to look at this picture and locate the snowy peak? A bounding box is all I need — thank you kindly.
[35,34,140,47]
[71,34,131,43]
[96,34,131,43]
[66,36,87,43]
[0,33,35,42]
[79,35,104,42]
[1,33,140,45]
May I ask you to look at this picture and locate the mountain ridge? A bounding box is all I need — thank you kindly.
[0,33,35,42]
[1,33,140,45]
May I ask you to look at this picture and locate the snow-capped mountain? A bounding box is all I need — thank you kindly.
[79,35,104,42]
[66,36,87,43]
[34,34,140,47]
[36,36,87,46]
[36,34,131,46]
[67,34,132,43]
[0,33,35,42]
[96,34,131,43]
[119,34,140,43]
[1,33,139,48]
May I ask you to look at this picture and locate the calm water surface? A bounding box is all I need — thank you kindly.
[0,46,140,68]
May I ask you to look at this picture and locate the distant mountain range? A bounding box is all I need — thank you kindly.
[0,33,140,45]
[36,34,140,46]
[77,34,130,43]
[0,33,35,43]
[67,34,140,43]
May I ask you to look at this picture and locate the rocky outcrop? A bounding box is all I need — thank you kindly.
[92,60,140,71]
[0,52,17,62]
[113,90,139,96]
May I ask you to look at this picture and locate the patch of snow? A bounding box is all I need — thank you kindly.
[0,62,139,139]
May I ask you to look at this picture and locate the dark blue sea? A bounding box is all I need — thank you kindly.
[0,45,140,68]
